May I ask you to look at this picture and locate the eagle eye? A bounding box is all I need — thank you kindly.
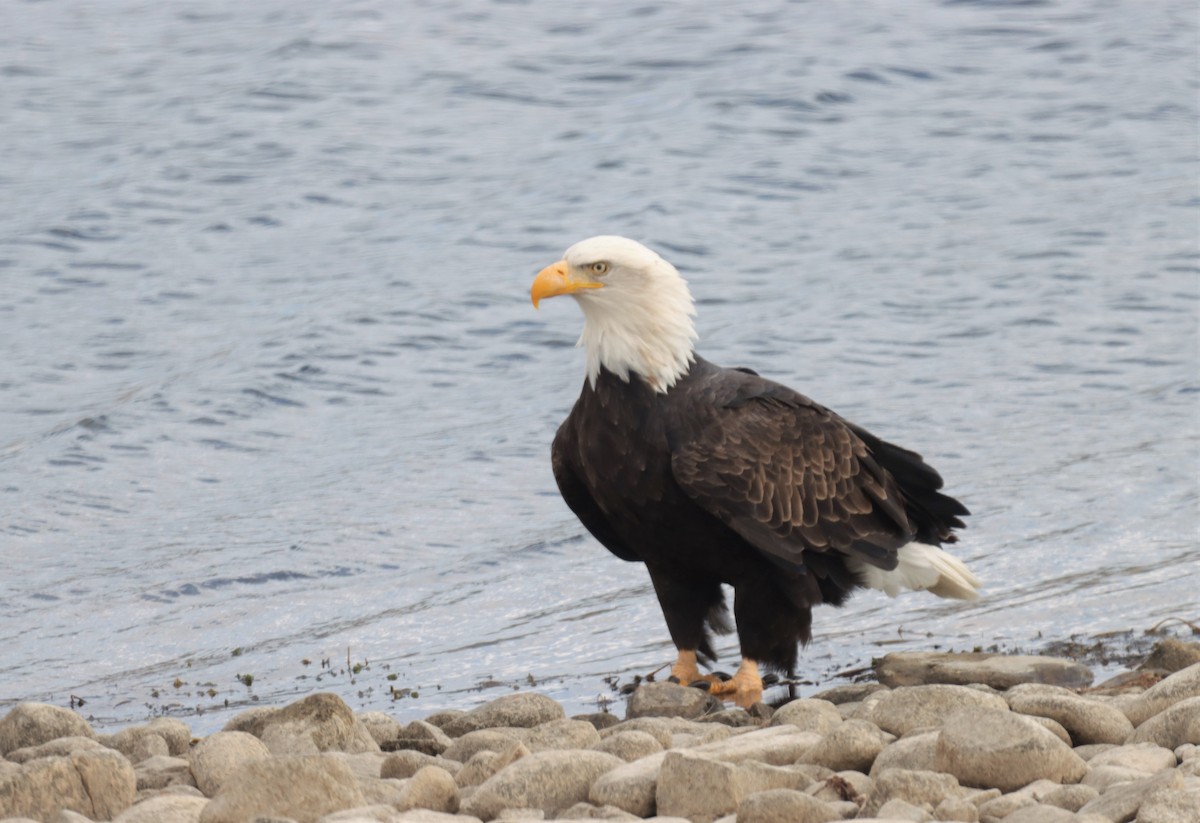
[590,261,610,276]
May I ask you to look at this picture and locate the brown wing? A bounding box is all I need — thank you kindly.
[670,389,915,573]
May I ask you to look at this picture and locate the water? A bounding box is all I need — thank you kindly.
[1,0,1196,733]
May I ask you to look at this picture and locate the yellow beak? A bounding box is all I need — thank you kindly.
[531,260,603,309]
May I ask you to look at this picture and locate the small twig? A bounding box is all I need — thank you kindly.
[1146,616,1200,635]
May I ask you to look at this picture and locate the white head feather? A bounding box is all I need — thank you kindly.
[560,236,698,392]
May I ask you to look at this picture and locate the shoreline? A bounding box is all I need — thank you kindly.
[1,637,1197,822]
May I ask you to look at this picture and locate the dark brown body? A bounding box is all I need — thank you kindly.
[551,356,968,673]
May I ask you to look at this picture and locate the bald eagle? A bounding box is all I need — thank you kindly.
[532,236,978,707]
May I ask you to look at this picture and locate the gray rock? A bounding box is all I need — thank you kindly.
[598,717,696,748]
[221,705,280,737]
[76,749,140,820]
[573,713,622,733]
[396,766,458,814]
[109,718,191,761]
[1039,782,1099,811]
[53,810,96,823]
[1078,768,1185,822]
[443,694,566,737]
[812,683,889,705]
[734,788,840,823]
[1088,741,1177,773]
[932,796,978,821]
[555,800,639,819]
[317,805,406,823]
[806,770,872,804]
[1124,663,1200,727]
[861,686,1008,736]
[768,699,843,735]
[129,733,170,764]
[519,719,601,753]
[1136,783,1200,823]
[799,718,892,772]
[422,711,467,731]
[5,735,105,764]
[686,725,821,766]
[197,754,367,823]
[134,754,196,791]
[392,812,483,823]
[876,652,1093,690]
[1006,685,1135,744]
[976,792,1036,821]
[860,768,960,817]
[654,750,806,823]
[1127,695,1200,749]
[0,703,96,756]
[443,729,523,763]
[1074,743,1118,761]
[381,751,460,780]
[934,707,1087,792]
[112,793,209,823]
[387,720,454,756]
[1001,804,1076,823]
[357,776,408,808]
[358,712,404,748]
[250,693,380,756]
[1025,715,1072,746]
[1140,638,1200,674]
[624,682,722,720]
[698,708,756,727]
[876,797,934,821]
[587,751,668,817]
[460,750,623,820]
[148,718,194,756]
[189,730,273,797]
[455,746,531,789]
[869,731,940,777]
[591,730,663,763]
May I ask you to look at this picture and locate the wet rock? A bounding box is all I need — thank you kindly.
[358,712,404,748]
[443,729,523,763]
[1124,663,1200,727]
[1006,684,1135,744]
[591,730,663,762]
[460,750,622,820]
[767,698,843,735]
[876,652,1093,690]
[1140,638,1200,674]
[188,730,272,799]
[798,718,893,772]
[734,787,840,823]
[1127,695,1200,749]
[519,719,601,752]
[112,793,209,823]
[250,693,381,756]
[396,765,458,814]
[5,735,105,764]
[0,703,96,756]
[861,686,1008,736]
[381,751,461,780]
[654,749,806,823]
[860,768,960,817]
[443,694,567,737]
[869,731,940,776]
[624,682,722,720]
[1077,768,1185,821]
[587,751,668,817]
[197,754,367,823]
[934,707,1087,791]
[134,754,196,791]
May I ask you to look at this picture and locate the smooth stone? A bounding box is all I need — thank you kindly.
[806,770,873,804]
[391,811,483,823]
[133,754,196,791]
[460,750,622,820]
[767,699,843,735]
[587,752,668,817]
[1006,685,1135,744]
[189,730,273,797]
[1088,741,1177,773]
[396,766,458,814]
[197,754,367,823]
[1077,768,1185,821]
[932,796,978,821]
[109,719,191,760]
[1001,804,1076,823]
[734,787,841,823]
[624,682,722,721]
[861,686,1009,736]
[129,734,170,764]
[442,730,523,763]
[386,720,454,756]
[1039,782,1099,811]
[1140,638,1200,674]
[252,693,381,756]
[1127,695,1200,749]
[1136,782,1200,823]
[934,707,1087,791]
[654,749,806,823]
[0,703,96,756]
[860,768,960,818]
[869,731,940,777]
[381,751,461,780]
[5,736,105,764]
[554,800,639,819]
[518,719,601,753]
[876,797,933,821]
[358,713,404,748]
[811,684,889,705]
[443,694,567,737]
[1124,663,1200,727]
[112,794,209,823]
[799,718,893,772]
[591,730,663,763]
[877,651,1093,690]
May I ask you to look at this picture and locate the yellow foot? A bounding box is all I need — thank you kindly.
[668,649,724,689]
[707,659,763,708]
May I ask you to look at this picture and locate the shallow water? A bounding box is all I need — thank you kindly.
[1,0,1196,733]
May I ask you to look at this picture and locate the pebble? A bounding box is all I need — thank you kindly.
[2,651,1197,823]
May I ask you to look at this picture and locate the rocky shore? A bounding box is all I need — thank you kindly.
[1,643,1198,823]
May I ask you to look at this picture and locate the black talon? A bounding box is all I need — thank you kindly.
[688,679,712,691]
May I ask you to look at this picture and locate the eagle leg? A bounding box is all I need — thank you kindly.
[707,658,763,708]
[668,649,724,688]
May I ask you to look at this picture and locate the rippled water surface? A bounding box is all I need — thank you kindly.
[2,0,1197,732]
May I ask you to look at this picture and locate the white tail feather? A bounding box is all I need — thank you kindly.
[853,543,981,600]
